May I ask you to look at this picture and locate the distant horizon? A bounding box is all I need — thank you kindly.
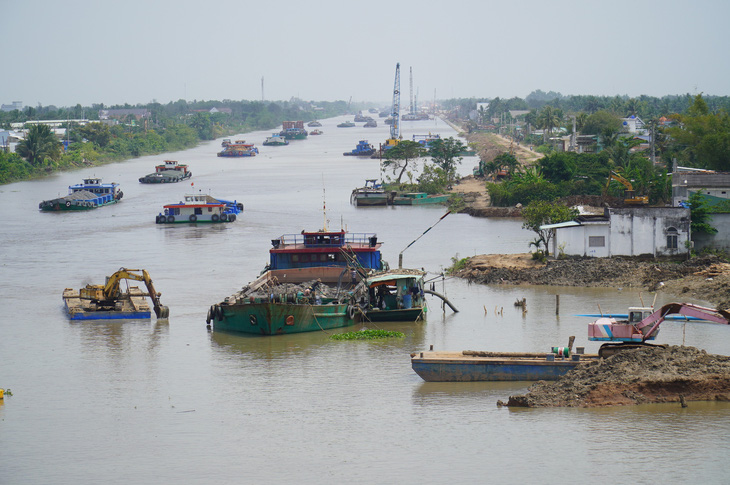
[3,89,725,111]
[2,1,728,109]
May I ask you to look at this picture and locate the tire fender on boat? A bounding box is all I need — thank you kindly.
[212,214,219,222]
[168,215,175,223]
[347,305,356,320]
[189,214,197,222]
[159,215,167,223]
[219,213,228,222]
[65,201,71,207]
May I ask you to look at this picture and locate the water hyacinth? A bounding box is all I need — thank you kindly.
[330,329,405,340]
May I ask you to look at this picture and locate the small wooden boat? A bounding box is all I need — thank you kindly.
[309,129,323,135]
[411,350,599,382]
[362,269,426,322]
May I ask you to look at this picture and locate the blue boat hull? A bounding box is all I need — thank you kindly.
[67,310,151,320]
[411,353,594,382]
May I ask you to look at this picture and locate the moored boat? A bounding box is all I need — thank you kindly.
[263,133,289,146]
[364,119,377,127]
[39,177,123,211]
[207,227,386,335]
[361,269,426,322]
[218,142,259,157]
[155,193,243,224]
[307,120,322,127]
[337,121,355,128]
[343,140,376,157]
[392,192,450,205]
[350,179,392,206]
[309,129,323,135]
[411,350,599,382]
[139,160,192,183]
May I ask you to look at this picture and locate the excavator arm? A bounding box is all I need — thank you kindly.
[102,268,169,318]
[636,302,730,342]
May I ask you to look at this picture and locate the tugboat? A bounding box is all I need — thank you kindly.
[218,142,259,157]
[263,133,289,146]
[343,140,376,157]
[279,121,308,140]
[206,228,385,335]
[156,194,243,224]
[39,177,123,211]
[309,129,323,135]
[307,120,322,127]
[139,160,192,183]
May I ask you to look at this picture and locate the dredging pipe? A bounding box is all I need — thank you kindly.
[424,289,458,313]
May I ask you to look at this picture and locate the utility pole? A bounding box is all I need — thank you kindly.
[650,119,656,164]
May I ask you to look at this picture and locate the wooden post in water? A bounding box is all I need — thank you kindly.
[556,294,560,315]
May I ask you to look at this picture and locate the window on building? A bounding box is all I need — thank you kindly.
[667,227,678,249]
[588,236,605,247]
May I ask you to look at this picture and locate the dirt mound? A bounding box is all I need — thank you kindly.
[456,253,730,308]
[500,346,730,407]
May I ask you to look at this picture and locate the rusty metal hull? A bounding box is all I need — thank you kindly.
[411,351,598,382]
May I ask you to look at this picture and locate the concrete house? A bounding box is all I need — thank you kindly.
[672,167,730,252]
[543,206,691,258]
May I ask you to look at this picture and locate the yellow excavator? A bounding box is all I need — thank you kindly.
[75,268,169,318]
[605,171,649,205]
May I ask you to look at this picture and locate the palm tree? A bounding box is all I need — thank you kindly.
[16,124,61,166]
[537,106,561,143]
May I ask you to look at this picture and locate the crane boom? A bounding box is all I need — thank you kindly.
[390,63,401,142]
[80,267,169,318]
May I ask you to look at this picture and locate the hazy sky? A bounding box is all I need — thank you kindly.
[2,0,728,108]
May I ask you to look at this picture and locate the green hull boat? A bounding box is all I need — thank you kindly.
[210,299,355,335]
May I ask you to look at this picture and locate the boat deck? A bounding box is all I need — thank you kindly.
[411,350,600,382]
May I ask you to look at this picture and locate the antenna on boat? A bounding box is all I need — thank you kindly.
[398,211,451,268]
[322,175,329,231]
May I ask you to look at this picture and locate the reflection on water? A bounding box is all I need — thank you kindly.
[2,117,730,483]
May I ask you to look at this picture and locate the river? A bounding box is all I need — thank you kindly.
[1,116,728,484]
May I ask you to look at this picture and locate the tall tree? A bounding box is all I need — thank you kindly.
[537,106,562,142]
[669,94,730,171]
[15,124,61,166]
[428,137,465,181]
[382,140,426,184]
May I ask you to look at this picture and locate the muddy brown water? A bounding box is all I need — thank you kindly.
[1,117,729,483]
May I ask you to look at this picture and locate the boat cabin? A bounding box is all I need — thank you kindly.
[269,230,382,272]
[155,160,189,174]
[164,194,225,218]
[69,178,121,204]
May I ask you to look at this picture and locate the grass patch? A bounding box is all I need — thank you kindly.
[330,329,405,340]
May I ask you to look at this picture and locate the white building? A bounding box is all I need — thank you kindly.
[543,207,691,258]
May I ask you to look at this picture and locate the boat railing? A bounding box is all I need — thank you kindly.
[273,232,379,248]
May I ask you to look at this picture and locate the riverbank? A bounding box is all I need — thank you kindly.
[454,253,730,310]
[501,345,730,407]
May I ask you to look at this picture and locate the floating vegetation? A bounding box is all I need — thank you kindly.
[330,329,405,340]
